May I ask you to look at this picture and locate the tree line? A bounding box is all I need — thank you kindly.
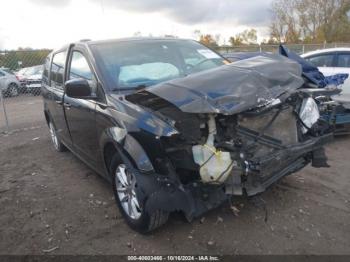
[199,0,350,48]
[270,0,350,43]
[0,49,51,70]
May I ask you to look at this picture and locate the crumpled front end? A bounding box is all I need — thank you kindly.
[219,102,332,196]
[155,94,332,197]
[124,55,334,219]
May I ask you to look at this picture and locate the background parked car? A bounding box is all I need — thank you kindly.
[0,68,21,98]
[301,48,350,109]
[301,48,350,77]
[15,67,30,92]
[301,48,350,134]
[15,65,43,95]
[223,48,350,135]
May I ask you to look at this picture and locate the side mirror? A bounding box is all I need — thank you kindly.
[65,78,93,98]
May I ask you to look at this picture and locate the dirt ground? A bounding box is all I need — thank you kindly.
[0,96,350,255]
[0,95,43,132]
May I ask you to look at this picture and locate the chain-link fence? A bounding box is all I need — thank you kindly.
[1,43,350,134]
[0,49,51,134]
[217,42,350,54]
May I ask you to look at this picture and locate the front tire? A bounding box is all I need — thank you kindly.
[110,154,168,233]
[7,83,19,97]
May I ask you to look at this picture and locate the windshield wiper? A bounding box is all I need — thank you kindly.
[112,84,147,91]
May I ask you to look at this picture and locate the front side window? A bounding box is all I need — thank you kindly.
[68,51,97,95]
[90,40,225,90]
[50,51,66,89]
[69,51,93,80]
[306,54,334,67]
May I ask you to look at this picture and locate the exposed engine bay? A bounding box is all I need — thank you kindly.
[127,91,332,197]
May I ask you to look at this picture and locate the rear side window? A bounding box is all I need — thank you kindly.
[50,51,66,89]
[43,57,50,85]
[337,53,350,67]
[305,54,334,67]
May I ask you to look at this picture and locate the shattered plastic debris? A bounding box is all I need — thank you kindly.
[42,246,59,253]
[230,205,240,216]
[207,240,215,246]
[216,216,224,224]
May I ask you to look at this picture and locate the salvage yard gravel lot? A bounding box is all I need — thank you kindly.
[0,96,350,255]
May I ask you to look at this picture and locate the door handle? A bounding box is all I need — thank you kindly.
[64,102,71,109]
[55,100,63,105]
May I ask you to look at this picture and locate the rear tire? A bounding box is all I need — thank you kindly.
[110,154,168,233]
[48,121,66,152]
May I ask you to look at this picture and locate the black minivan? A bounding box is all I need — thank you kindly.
[42,38,333,233]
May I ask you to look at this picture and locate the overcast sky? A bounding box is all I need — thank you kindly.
[0,0,273,50]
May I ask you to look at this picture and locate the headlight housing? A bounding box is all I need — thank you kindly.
[299,98,320,133]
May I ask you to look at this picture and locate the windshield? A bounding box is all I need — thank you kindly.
[90,39,226,90]
[17,68,28,75]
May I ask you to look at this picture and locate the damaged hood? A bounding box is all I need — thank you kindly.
[126,54,304,115]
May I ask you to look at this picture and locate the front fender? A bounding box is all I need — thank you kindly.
[102,127,155,174]
[109,95,179,137]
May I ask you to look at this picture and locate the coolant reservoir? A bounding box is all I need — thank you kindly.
[192,115,233,183]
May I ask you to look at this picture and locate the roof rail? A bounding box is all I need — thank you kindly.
[79,39,91,42]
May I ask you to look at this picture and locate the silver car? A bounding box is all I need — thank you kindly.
[301,48,350,109]
[0,68,21,97]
